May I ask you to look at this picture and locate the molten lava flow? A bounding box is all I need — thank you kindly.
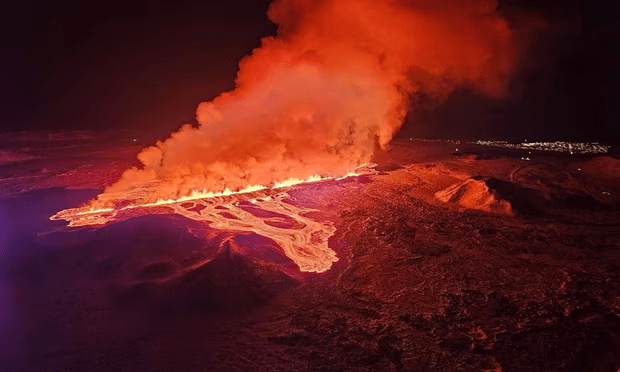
[167,192,339,273]
[51,172,369,272]
[51,172,361,225]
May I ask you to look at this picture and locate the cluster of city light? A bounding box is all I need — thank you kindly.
[409,138,610,154]
[471,140,610,154]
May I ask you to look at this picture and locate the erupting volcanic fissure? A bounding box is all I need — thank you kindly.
[52,172,368,272]
[53,0,516,272]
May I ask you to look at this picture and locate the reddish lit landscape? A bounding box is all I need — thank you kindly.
[2,0,619,370]
[1,133,619,370]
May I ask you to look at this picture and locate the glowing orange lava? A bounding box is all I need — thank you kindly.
[51,170,369,272]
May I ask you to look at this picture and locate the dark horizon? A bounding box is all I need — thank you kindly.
[2,0,618,143]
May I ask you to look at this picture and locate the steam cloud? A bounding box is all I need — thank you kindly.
[94,0,515,207]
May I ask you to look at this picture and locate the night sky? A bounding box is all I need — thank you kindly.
[2,0,276,137]
[2,0,619,143]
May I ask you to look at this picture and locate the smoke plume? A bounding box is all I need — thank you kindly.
[94,0,515,207]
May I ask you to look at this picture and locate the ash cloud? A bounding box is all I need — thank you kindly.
[93,0,517,207]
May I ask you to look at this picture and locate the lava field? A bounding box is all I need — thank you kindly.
[1,134,619,371]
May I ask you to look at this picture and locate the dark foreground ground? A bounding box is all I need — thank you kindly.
[1,132,619,371]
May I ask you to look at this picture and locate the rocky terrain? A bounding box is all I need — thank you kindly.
[1,134,619,371]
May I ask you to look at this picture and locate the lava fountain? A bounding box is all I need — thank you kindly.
[52,0,517,272]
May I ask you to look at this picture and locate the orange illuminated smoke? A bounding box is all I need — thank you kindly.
[53,0,517,272]
[84,0,516,211]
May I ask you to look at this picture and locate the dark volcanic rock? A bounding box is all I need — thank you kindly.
[160,235,302,314]
[4,136,620,372]
[134,262,175,280]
